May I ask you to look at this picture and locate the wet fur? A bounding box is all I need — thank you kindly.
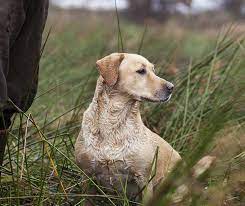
[75,53,214,202]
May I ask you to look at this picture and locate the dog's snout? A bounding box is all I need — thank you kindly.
[165,82,174,93]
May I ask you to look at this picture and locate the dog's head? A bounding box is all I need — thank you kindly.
[96,53,174,102]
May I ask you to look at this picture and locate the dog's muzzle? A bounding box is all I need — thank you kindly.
[159,82,174,102]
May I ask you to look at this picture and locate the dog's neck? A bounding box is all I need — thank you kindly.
[95,77,142,125]
[88,77,143,143]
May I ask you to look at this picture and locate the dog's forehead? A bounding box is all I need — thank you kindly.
[124,53,152,67]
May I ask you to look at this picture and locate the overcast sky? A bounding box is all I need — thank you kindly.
[51,0,128,10]
[51,0,222,12]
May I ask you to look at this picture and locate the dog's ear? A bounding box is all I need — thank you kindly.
[96,53,124,86]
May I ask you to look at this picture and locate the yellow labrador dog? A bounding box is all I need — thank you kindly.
[75,53,214,202]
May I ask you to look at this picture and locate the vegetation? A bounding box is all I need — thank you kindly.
[0,9,244,206]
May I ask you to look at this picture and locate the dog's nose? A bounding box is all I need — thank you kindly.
[165,82,174,93]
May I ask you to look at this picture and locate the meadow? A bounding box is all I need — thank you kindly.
[0,9,244,206]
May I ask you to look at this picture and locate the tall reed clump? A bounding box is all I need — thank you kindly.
[143,29,245,205]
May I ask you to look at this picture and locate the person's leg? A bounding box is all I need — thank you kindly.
[0,0,21,175]
[0,111,13,173]
[7,0,49,112]
[0,130,8,173]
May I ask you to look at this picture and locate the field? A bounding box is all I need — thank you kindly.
[0,8,244,206]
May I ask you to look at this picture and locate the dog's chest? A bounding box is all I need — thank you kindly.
[87,130,143,162]
[85,113,144,159]
[79,100,155,193]
[84,123,151,174]
[84,131,143,195]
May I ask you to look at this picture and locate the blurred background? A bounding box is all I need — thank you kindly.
[40,0,245,117]
[51,0,245,19]
[48,0,245,31]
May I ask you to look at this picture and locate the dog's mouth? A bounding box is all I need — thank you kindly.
[161,94,172,102]
[139,94,172,103]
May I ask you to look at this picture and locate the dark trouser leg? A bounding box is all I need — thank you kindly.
[0,112,12,173]
[0,130,8,173]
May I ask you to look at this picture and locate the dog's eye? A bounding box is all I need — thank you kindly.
[136,68,146,75]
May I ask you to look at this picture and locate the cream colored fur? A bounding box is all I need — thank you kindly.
[75,53,214,201]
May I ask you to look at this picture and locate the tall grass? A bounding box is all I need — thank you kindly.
[0,10,244,206]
